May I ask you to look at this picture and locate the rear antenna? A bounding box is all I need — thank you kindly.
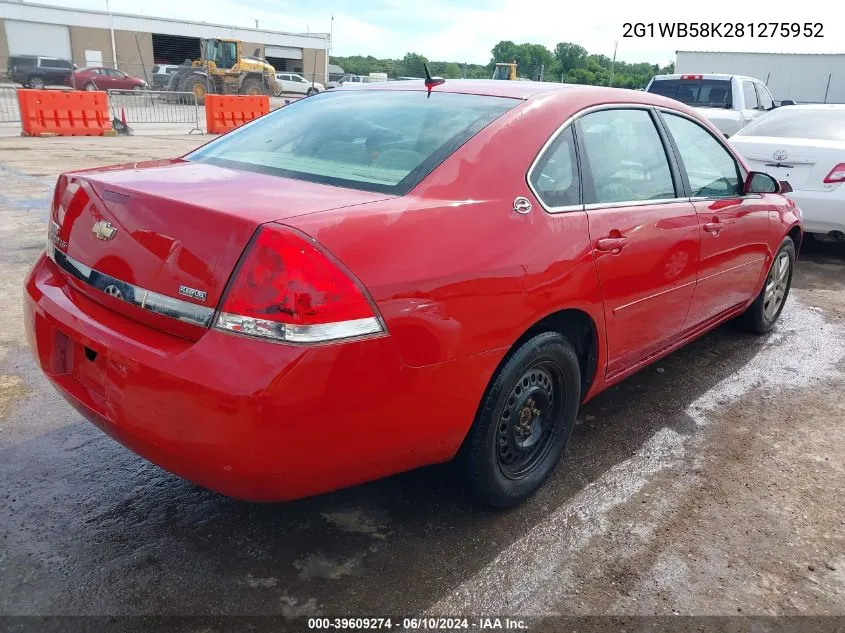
[423,63,445,98]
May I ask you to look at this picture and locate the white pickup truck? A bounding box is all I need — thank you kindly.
[645,73,792,137]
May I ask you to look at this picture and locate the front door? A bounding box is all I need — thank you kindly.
[658,110,771,327]
[576,107,701,377]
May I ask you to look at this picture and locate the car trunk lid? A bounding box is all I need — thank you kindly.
[51,159,392,339]
[733,137,843,191]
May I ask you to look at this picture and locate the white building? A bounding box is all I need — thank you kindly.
[0,0,330,82]
[676,51,845,104]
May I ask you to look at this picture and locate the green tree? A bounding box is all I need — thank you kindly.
[553,42,587,77]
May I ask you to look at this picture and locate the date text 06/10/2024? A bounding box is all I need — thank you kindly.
[307,617,529,630]
[622,22,823,38]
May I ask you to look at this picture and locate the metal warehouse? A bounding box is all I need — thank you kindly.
[676,50,845,104]
[0,0,330,83]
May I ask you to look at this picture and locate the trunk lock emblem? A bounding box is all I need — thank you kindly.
[104,285,123,299]
[92,220,117,241]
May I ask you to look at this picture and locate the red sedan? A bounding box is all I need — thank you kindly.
[24,80,802,507]
[70,67,147,91]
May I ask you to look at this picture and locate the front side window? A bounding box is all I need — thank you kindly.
[661,112,742,198]
[742,81,759,109]
[529,126,580,209]
[188,90,517,195]
[755,84,774,110]
[576,109,676,204]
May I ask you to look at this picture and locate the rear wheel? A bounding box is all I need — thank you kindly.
[84,82,97,91]
[28,77,45,90]
[736,236,795,333]
[459,332,581,508]
[306,87,318,96]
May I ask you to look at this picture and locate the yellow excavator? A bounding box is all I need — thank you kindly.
[492,61,518,80]
[167,38,276,104]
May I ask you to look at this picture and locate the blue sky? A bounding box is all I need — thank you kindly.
[47,0,843,65]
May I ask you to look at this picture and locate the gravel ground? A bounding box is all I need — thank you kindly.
[0,136,843,629]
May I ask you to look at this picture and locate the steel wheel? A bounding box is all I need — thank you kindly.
[496,361,565,480]
[763,251,790,321]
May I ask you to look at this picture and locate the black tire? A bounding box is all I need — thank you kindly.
[736,236,796,333]
[306,87,318,96]
[186,76,208,105]
[28,76,45,90]
[239,76,263,96]
[459,331,581,508]
[84,82,98,92]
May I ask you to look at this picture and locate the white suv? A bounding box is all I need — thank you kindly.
[275,73,324,96]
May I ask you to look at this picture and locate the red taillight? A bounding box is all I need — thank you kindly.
[681,74,703,80]
[47,175,69,255]
[215,224,384,343]
[823,163,845,183]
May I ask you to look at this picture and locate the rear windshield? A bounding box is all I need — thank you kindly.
[187,90,517,195]
[648,79,732,108]
[738,108,845,142]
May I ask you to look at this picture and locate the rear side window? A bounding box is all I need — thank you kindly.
[11,56,36,68]
[661,112,742,198]
[529,126,580,209]
[742,81,759,109]
[40,59,72,69]
[576,109,676,204]
[188,90,517,195]
[739,107,845,141]
[648,79,732,108]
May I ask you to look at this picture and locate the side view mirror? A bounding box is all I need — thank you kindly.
[744,171,783,194]
[779,99,796,107]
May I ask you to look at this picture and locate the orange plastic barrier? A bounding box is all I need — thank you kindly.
[17,89,114,137]
[205,95,270,134]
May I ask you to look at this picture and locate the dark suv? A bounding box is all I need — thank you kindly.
[8,55,75,89]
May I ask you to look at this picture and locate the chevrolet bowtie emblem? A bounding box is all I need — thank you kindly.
[92,220,117,241]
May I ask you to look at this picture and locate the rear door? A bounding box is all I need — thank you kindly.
[658,110,771,327]
[576,107,700,377]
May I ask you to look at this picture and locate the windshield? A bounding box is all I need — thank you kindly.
[738,108,845,142]
[648,79,732,108]
[187,90,517,195]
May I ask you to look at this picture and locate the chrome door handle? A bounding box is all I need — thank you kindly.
[596,237,628,252]
[703,222,722,236]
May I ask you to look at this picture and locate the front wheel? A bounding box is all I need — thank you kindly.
[306,87,318,96]
[736,236,796,333]
[84,82,97,91]
[458,331,581,508]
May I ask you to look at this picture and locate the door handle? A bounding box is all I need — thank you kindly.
[595,237,628,253]
[703,221,723,236]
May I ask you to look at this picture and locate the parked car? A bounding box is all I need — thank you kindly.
[731,104,845,241]
[327,73,365,89]
[8,54,75,89]
[275,73,323,96]
[70,67,147,91]
[151,64,180,90]
[645,73,784,137]
[25,81,801,508]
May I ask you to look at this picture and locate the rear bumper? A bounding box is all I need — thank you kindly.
[789,189,845,234]
[25,253,498,501]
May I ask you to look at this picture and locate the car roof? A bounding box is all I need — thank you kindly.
[337,79,693,107]
[651,73,760,82]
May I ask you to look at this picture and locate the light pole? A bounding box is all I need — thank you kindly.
[609,40,618,87]
[106,0,117,69]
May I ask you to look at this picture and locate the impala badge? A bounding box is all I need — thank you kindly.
[179,285,208,302]
[92,220,117,241]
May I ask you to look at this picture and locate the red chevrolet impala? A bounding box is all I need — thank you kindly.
[24,80,802,507]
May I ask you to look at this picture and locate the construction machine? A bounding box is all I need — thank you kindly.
[492,61,518,80]
[167,38,276,104]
